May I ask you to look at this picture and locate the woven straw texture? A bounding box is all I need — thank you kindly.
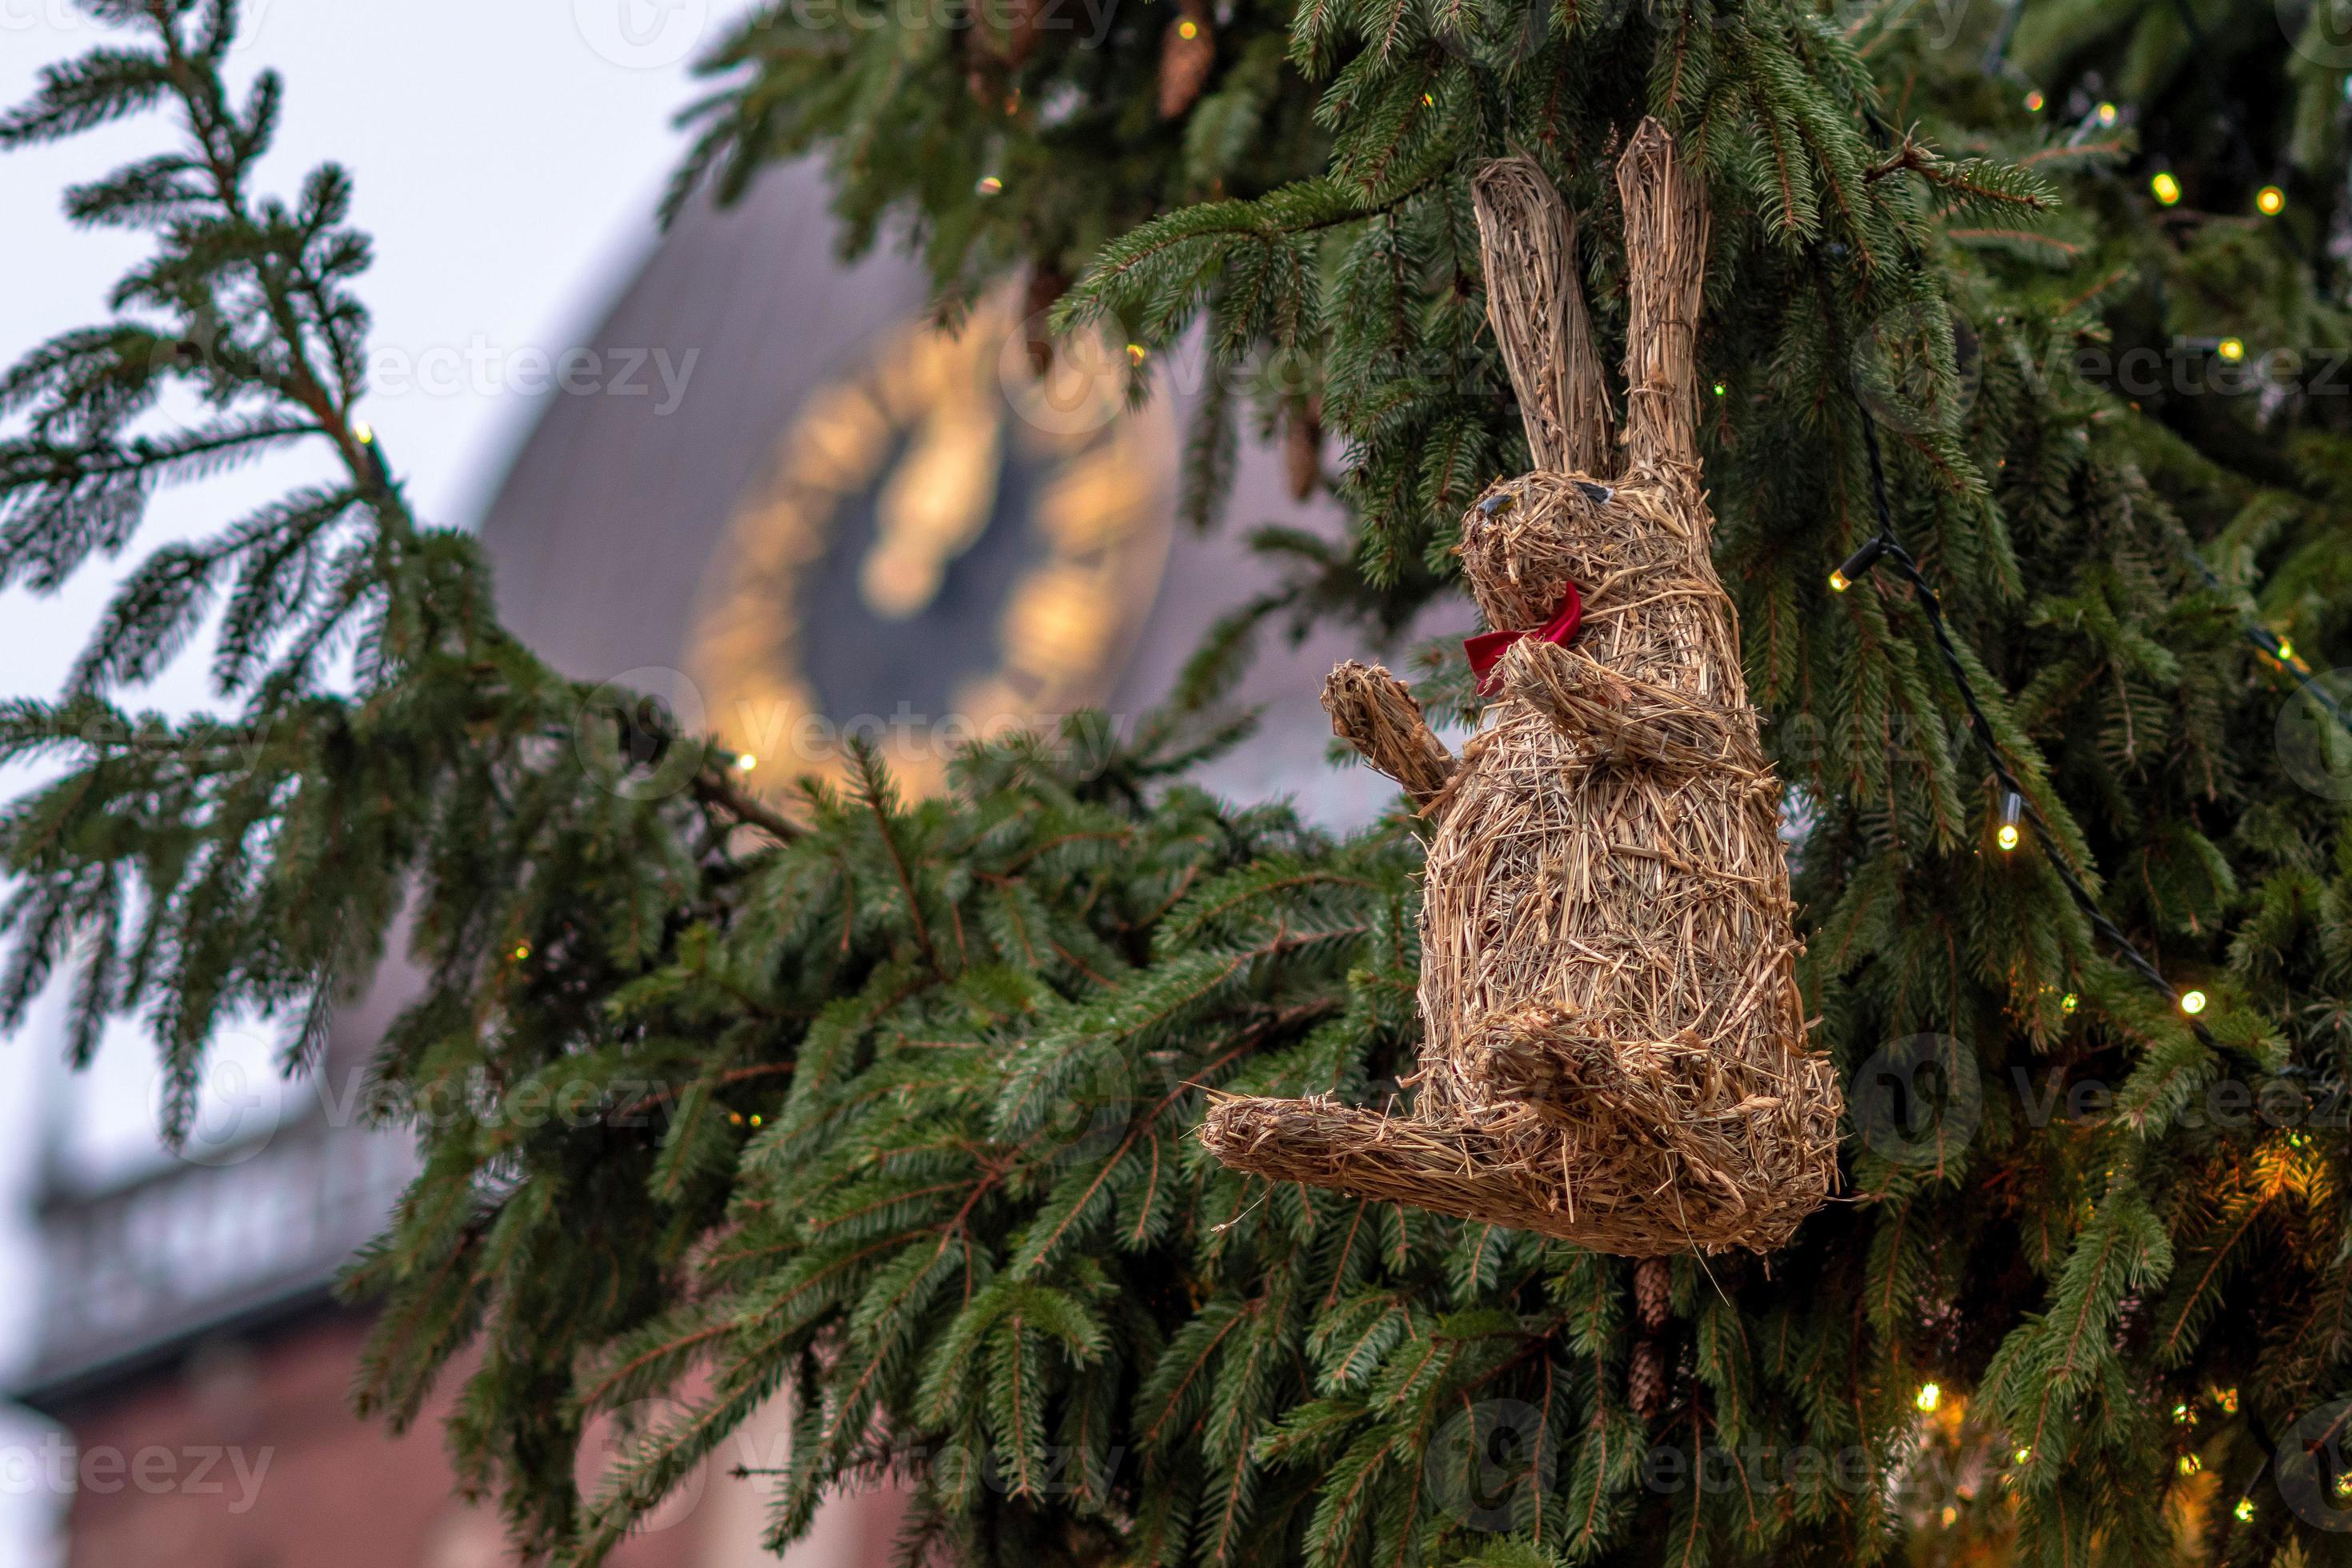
[1201,122,1842,1256]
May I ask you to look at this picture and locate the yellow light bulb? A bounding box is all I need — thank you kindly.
[2180,989,2208,1016]
[2234,1498,2255,1523]
[354,421,375,445]
[2257,185,2286,217]
[2061,991,2079,1014]
[2274,636,2295,662]
[735,753,758,773]
[2218,1387,2239,1413]
[1829,570,1852,594]
[1177,18,1198,36]
[2150,171,2181,206]
[1712,382,1727,397]
[512,943,531,962]
[2096,102,2118,126]
[976,175,1003,196]
[1915,1382,1942,1412]
[2014,1446,2032,1465]
[2024,90,2046,113]
[2218,338,2246,364]
[1126,343,1147,366]
[1997,823,2021,852]
[2179,1454,2202,1475]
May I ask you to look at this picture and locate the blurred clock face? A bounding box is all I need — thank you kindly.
[686,294,1174,798]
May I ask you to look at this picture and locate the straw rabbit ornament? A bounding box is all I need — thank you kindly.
[1200,121,1841,1255]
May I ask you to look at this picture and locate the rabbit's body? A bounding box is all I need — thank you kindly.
[1201,123,1841,1255]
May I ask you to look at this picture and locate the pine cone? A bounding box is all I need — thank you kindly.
[1158,0,1214,120]
[1634,1257,1671,1336]
[1628,1339,1667,1423]
[1284,398,1322,500]
[1023,263,1070,377]
[987,0,1045,65]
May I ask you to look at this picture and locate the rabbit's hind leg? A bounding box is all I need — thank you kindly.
[1466,1004,1652,1123]
[1200,1094,1503,1210]
[1200,1090,1595,1240]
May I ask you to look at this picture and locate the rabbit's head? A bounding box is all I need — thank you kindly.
[1455,122,1708,637]
[1456,474,1614,630]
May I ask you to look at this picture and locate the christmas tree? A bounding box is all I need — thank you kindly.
[7,0,2352,1563]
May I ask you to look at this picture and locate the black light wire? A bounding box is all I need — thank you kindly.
[1843,392,2222,1049]
[2175,548,2352,739]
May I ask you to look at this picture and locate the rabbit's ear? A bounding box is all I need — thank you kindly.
[1615,118,1709,474]
[1472,158,1614,477]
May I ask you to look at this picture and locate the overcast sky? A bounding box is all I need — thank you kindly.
[0,4,753,1556]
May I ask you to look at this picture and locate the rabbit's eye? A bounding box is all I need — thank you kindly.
[1574,482,1614,505]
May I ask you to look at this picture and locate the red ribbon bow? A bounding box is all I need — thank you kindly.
[1464,582,1583,697]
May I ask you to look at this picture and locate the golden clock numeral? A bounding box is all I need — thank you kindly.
[1002,563,1115,679]
[1036,449,1149,551]
[789,385,891,494]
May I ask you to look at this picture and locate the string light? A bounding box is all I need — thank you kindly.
[2062,991,2079,1014]
[2234,1498,2255,1523]
[1915,1382,1942,1412]
[2024,89,2045,113]
[1126,343,1147,366]
[1178,18,1198,37]
[2150,171,2182,206]
[351,419,393,488]
[1712,382,1727,397]
[511,942,531,962]
[2217,338,2246,363]
[2180,554,2352,739]
[2218,1387,2240,1414]
[2180,989,2208,1016]
[734,753,759,773]
[2095,102,2118,126]
[1829,536,1886,594]
[2257,185,2286,216]
[2179,1454,2202,1475]
[975,174,1003,196]
[1996,790,2024,852]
